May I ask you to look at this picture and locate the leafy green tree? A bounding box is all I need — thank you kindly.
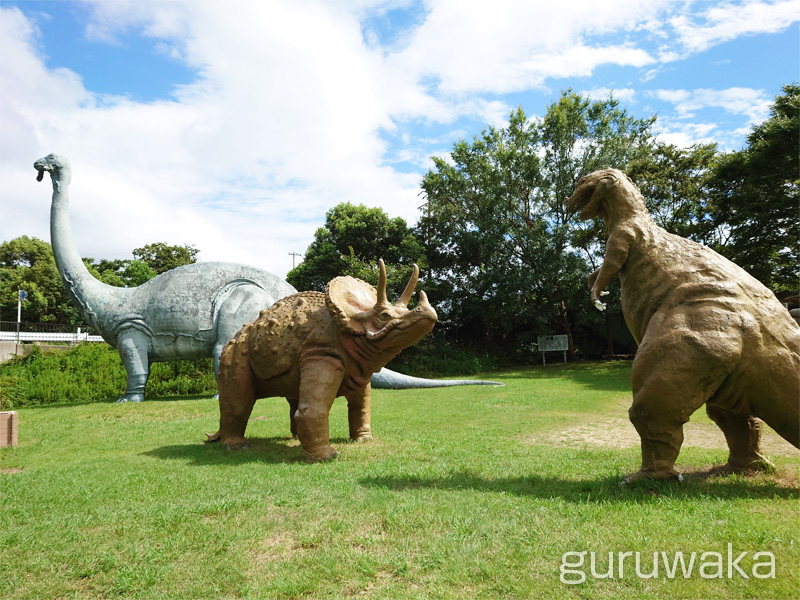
[287,203,425,296]
[133,243,198,275]
[122,260,158,286]
[84,257,157,288]
[419,92,655,359]
[0,236,80,323]
[627,142,721,243]
[1,238,166,325]
[708,83,799,291]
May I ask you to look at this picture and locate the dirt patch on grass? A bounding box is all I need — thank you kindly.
[529,417,799,457]
[1,467,24,475]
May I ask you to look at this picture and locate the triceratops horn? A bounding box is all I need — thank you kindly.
[376,259,388,306]
[395,264,419,307]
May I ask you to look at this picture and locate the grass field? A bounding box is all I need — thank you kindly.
[1,361,798,599]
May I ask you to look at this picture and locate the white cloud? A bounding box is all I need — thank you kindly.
[654,119,721,148]
[670,0,800,53]
[390,0,668,95]
[649,87,771,124]
[580,87,637,103]
[0,0,792,281]
[1,2,422,276]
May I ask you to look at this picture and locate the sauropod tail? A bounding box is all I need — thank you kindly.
[371,368,503,389]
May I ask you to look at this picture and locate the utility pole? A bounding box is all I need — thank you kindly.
[288,252,302,269]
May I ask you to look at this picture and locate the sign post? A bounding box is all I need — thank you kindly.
[537,334,569,365]
[16,290,27,344]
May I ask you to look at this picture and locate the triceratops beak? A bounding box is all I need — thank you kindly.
[395,264,419,308]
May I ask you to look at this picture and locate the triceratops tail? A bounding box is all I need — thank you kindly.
[204,431,221,443]
[371,368,503,389]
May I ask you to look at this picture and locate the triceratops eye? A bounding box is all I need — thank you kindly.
[381,311,392,320]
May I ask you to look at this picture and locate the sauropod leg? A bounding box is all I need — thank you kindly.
[346,385,372,442]
[215,341,257,447]
[705,405,774,473]
[213,286,279,379]
[116,327,151,402]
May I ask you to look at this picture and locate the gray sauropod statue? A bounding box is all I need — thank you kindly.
[35,153,500,401]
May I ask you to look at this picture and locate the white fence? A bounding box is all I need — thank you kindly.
[0,322,104,344]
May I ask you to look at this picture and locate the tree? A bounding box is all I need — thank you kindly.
[84,258,158,288]
[0,236,80,323]
[286,203,425,296]
[419,92,655,359]
[1,238,167,325]
[627,142,720,243]
[708,83,799,292]
[133,243,198,275]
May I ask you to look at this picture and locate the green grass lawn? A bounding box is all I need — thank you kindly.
[1,361,798,599]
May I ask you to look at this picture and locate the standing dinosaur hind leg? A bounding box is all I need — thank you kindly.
[705,405,774,474]
[624,319,740,483]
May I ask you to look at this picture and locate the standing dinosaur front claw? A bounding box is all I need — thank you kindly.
[593,299,607,311]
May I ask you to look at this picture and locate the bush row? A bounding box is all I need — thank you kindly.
[0,343,216,410]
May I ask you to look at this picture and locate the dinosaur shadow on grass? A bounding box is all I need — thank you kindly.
[358,469,800,503]
[143,435,356,465]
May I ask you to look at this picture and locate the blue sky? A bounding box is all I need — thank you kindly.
[1,0,798,277]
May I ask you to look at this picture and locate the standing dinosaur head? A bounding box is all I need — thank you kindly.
[567,168,646,221]
[34,154,69,182]
[325,259,437,351]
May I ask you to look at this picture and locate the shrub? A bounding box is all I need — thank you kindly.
[0,343,216,409]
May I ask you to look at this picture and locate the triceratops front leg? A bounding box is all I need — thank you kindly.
[294,357,345,461]
[346,384,372,442]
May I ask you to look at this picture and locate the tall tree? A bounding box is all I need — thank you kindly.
[627,142,720,243]
[286,203,425,295]
[133,243,199,275]
[708,83,799,292]
[0,236,80,323]
[419,92,655,359]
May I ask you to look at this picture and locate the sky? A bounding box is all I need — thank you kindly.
[1,0,798,279]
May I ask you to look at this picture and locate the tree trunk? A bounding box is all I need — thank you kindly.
[605,313,614,356]
[560,300,576,361]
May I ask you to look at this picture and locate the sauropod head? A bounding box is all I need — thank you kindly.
[34,154,70,182]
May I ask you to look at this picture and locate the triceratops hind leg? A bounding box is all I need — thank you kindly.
[215,342,258,447]
[346,385,372,442]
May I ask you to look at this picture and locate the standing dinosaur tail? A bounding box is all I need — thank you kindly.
[371,369,503,388]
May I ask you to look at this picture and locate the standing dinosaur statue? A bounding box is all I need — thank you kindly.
[34,154,500,401]
[567,168,799,483]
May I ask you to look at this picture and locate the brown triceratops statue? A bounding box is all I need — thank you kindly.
[206,260,437,460]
